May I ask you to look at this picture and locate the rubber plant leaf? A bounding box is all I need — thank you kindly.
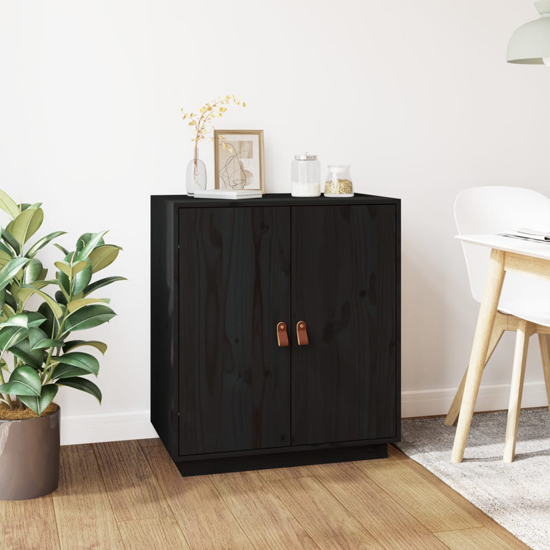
[20,285,63,319]
[26,231,67,258]
[51,364,91,380]
[18,384,58,415]
[56,376,102,403]
[67,298,110,314]
[88,245,121,273]
[23,258,43,284]
[0,366,42,396]
[0,189,20,219]
[76,231,108,261]
[6,207,44,245]
[0,258,30,292]
[83,276,127,296]
[63,340,108,354]
[63,304,116,333]
[55,352,99,375]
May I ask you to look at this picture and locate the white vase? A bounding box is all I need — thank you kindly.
[186,157,207,195]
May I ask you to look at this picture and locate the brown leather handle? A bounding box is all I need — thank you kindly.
[277,322,289,347]
[296,321,309,346]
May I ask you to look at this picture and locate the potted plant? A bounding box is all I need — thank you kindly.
[0,189,125,500]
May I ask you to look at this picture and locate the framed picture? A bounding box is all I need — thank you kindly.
[214,130,265,193]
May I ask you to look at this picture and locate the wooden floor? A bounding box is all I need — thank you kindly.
[0,441,529,550]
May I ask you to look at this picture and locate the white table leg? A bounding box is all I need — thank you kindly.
[451,249,506,463]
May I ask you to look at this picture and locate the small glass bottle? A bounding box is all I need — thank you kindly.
[324,165,354,197]
[291,154,321,197]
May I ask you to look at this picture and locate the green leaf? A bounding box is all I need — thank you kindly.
[27,231,67,258]
[88,245,121,273]
[67,298,110,313]
[32,338,63,350]
[55,352,99,375]
[83,276,127,297]
[1,228,20,254]
[20,285,63,318]
[63,304,115,333]
[23,258,43,284]
[0,189,20,219]
[0,366,42,396]
[54,243,69,255]
[75,231,108,261]
[0,248,12,268]
[18,384,58,415]
[55,290,67,306]
[6,207,44,245]
[0,326,27,352]
[52,364,90,380]
[38,302,55,338]
[57,376,102,403]
[76,232,105,253]
[11,340,44,370]
[17,280,54,304]
[0,257,30,292]
[63,340,107,354]
[0,313,45,329]
[54,261,72,277]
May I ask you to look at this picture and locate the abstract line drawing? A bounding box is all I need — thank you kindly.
[219,140,254,190]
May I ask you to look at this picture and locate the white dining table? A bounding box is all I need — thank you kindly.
[451,234,550,463]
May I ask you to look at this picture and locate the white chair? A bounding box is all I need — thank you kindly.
[445,186,550,462]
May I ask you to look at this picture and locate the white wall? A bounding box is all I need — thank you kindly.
[1,0,549,443]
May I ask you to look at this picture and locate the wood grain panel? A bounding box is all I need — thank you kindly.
[53,445,124,549]
[313,462,449,550]
[118,517,190,550]
[142,445,254,550]
[354,459,481,532]
[291,205,397,446]
[436,527,522,550]
[178,206,291,455]
[0,494,60,550]
[93,440,171,522]
[138,438,163,447]
[212,470,319,549]
[268,475,384,549]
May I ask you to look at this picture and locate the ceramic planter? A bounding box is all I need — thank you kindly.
[0,407,60,500]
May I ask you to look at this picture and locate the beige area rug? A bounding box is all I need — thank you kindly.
[397,409,550,550]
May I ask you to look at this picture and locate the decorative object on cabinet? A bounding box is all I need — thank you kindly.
[193,189,263,200]
[214,129,265,193]
[291,154,321,197]
[507,0,550,65]
[151,193,400,476]
[324,165,354,197]
[0,188,125,500]
[182,95,246,195]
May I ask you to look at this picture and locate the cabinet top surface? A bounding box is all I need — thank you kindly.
[151,193,400,208]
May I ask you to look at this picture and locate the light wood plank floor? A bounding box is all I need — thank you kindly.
[0,440,529,550]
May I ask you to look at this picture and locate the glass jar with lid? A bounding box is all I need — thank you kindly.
[291,154,321,197]
[324,165,354,197]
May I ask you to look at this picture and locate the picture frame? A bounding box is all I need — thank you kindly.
[214,130,265,193]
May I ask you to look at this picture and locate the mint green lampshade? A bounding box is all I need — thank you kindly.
[507,0,550,64]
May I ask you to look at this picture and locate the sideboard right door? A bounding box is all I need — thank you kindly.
[291,204,398,447]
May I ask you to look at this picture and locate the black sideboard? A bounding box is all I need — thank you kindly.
[151,193,400,476]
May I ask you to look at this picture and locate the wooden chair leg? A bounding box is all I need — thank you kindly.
[452,249,506,463]
[503,319,535,463]
[444,314,507,427]
[538,333,550,412]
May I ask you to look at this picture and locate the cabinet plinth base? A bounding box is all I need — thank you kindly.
[176,443,388,477]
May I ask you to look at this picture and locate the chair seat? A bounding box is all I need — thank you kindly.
[499,299,550,327]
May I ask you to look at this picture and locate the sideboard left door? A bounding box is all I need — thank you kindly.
[178,206,291,456]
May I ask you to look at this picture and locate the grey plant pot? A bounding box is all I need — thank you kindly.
[0,406,60,500]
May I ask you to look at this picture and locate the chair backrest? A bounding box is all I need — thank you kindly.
[455,186,550,303]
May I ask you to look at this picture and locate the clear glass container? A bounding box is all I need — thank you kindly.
[324,165,354,197]
[291,154,321,197]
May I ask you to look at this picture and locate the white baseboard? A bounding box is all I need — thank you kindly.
[402,381,549,418]
[58,382,548,446]
[60,410,158,446]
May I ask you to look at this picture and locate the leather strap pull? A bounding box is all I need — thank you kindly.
[277,322,289,347]
[296,321,309,346]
